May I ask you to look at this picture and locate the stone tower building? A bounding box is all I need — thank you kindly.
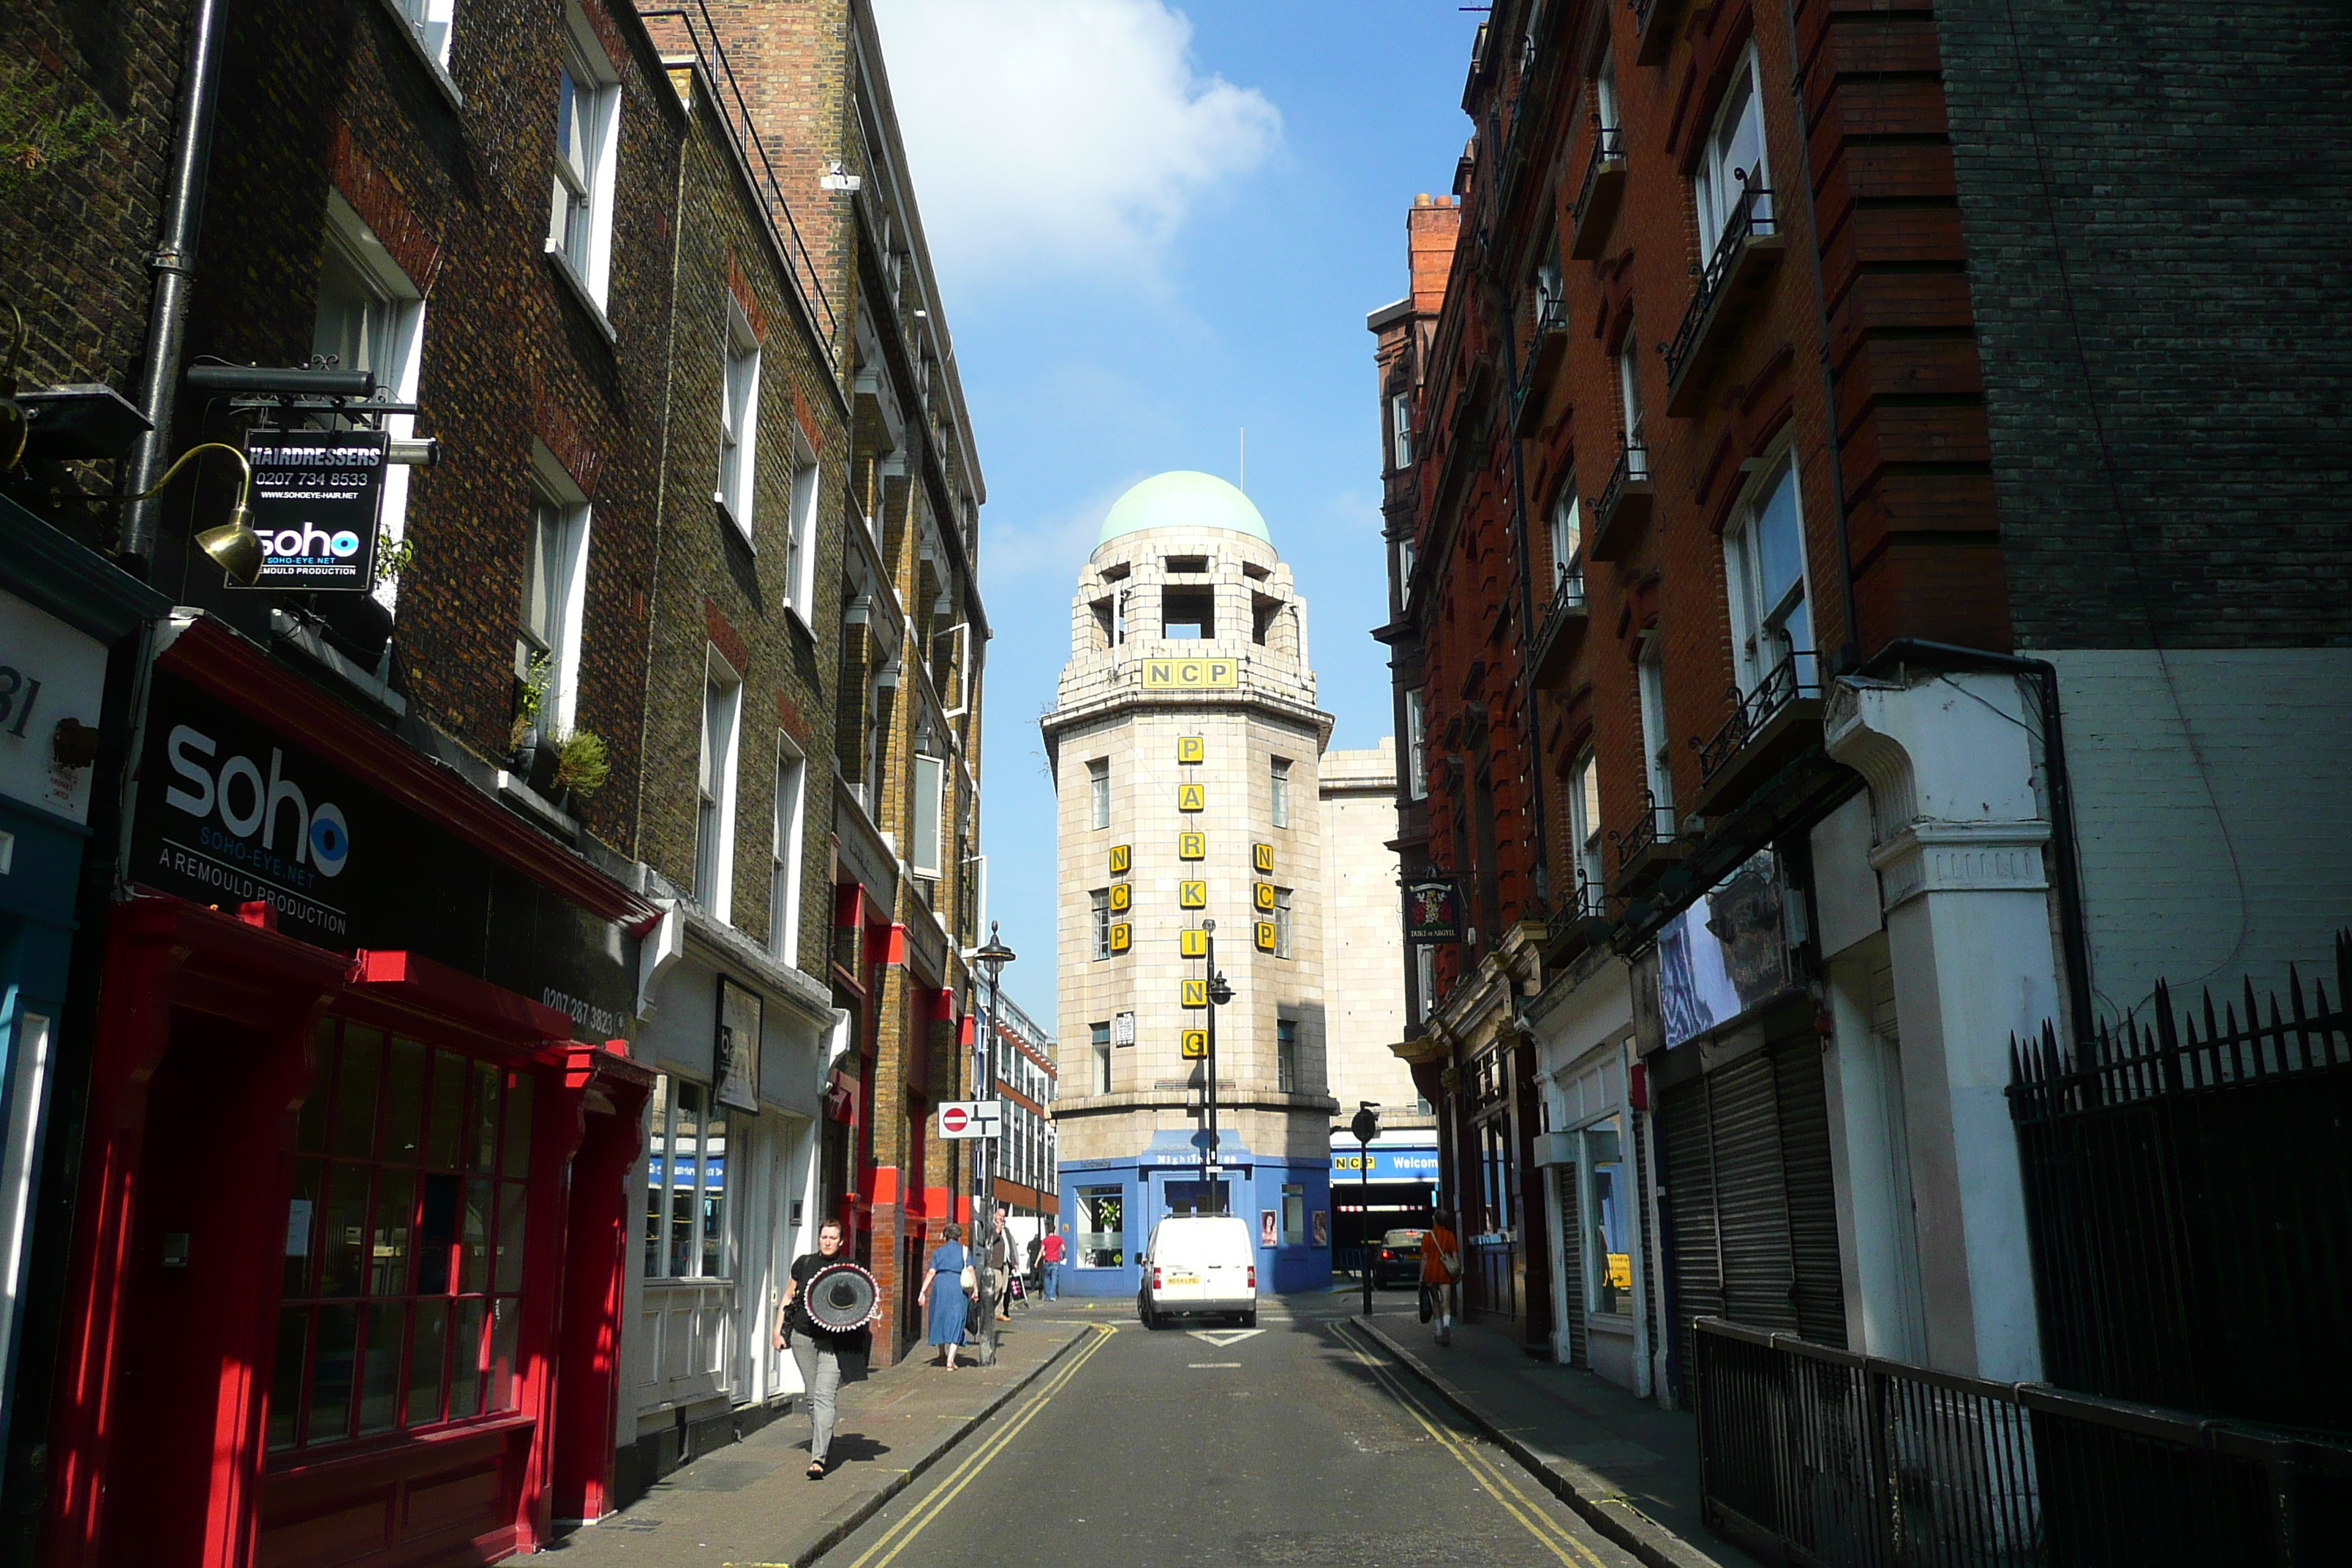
[1042,472,1341,1297]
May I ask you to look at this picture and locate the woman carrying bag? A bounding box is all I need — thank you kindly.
[917,1222,976,1369]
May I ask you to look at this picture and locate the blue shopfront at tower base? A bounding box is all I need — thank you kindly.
[1057,1133,1333,1298]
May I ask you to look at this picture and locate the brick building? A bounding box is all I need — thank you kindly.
[0,0,991,1559]
[1379,0,2352,1429]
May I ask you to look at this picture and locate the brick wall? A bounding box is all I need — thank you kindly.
[1934,0,2352,649]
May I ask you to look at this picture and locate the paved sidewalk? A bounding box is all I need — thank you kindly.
[525,1311,1098,1567]
[1357,1305,1763,1568]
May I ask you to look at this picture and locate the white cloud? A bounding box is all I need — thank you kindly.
[871,0,1281,284]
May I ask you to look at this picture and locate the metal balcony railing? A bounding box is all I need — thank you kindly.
[1608,788,1677,879]
[1572,124,1625,230]
[1599,437,1649,516]
[1695,652,1820,785]
[1665,179,1778,389]
[1530,563,1587,674]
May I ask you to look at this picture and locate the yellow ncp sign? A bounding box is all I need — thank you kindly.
[1144,658,1239,690]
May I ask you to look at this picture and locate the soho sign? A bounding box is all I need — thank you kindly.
[163,724,352,880]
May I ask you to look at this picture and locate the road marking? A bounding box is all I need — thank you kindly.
[1187,1362,1242,1368]
[1186,1328,1263,1346]
[843,1325,1116,1568]
[1330,1322,1613,1568]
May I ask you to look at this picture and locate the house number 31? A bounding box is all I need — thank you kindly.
[0,666,45,738]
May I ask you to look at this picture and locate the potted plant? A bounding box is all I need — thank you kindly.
[550,728,610,810]
[508,653,559,791]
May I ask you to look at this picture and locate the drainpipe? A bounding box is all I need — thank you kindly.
[119,0,235,572]
[1855,638,2094,1042]
[1493,285,1555,911]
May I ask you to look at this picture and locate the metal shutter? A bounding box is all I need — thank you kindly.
[1774,1039,1848,1348]
[1554,1164,1586,1368]
[1634,1109,1659,1381]
[1658,1080,1719,1403]
[1709,1050,1798,1335]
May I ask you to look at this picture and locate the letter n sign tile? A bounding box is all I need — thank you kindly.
[1177,783,1205,813]
[1109,844,1131,875]
[1179,881,1207,909]
[1182,979,1207,1009]
[1254,843,1274,875]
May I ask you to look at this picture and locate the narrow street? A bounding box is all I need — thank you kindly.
[824,1297,1639,1568]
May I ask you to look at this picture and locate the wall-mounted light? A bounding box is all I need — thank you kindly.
[108,442,262,584]
[820,160,863,192]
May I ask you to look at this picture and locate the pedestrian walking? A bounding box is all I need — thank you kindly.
[1420,1209,1461,1347]
[987,1203,1014,1322]
[917,1222,975,1368]
[773,1220,868,1480]
[1040,1225,1065,1300]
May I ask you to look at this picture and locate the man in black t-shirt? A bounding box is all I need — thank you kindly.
[774,1220,865,1479]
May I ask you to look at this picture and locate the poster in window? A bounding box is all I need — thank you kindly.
[715,976,762,1112]
[1311,1209,1330,1247]
[1404,879,1462,943]
[1260,1210,1279,1248]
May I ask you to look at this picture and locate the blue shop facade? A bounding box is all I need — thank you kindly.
[1057,1131,1334,1297]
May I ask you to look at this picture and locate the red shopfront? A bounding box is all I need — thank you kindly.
[42,617,659,1568]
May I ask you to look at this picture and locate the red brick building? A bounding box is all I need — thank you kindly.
[1380,0,2352,1436]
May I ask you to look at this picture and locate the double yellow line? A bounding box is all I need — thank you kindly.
[1331,1322,1613,1568]
[843,1324,1117,1568]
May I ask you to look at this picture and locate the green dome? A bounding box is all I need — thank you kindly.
[1096,471,1271,550]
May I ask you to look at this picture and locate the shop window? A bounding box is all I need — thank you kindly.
[1076,1185,1123,1267]
[643,1075,731,1281]
[270,1019,535,1452]
[1282,1183,1307,1245]
[1583,1120,1631,1316]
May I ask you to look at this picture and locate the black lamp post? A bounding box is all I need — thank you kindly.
[1201,920,1235,1213]
[971,923,1015,1364]
[1351,1102,1380,1317]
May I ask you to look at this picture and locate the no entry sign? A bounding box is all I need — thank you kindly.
[937,1100,1002,1140]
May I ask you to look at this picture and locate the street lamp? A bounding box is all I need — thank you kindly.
[1201,920,1235,1213]
[971,923,1015,1365]
[1351,1102,1380,1317]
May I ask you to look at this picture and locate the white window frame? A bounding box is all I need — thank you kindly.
[1693,45,1771,261]
[1405,687,1428,802]
[1275,1017,1297,1093]
[696,651,744,922]
[546,9,620,305]
[519,443,592,736]
[1722,453,1816,698]
[1270,758,1292,829]
[1637,636,1675,833]
[771,736,807,967]
[1569,751,1604,908]
[911,752,945,880]
[392,0,456,66]
[1388,393,1413,470]
[644,1074,731,1281]
[1089,1023,1112,1096]
[1088,758,1110,831]
[1273,886,1293,960]
[1090,889,1111,961]
[1548,491,1583,591]
[1413,943,1437,1025]
[1594,56,1620,135]
[716,298,761,539]
[782,437,820,625]
[314,193,426,610]
[1617,338,1648,476]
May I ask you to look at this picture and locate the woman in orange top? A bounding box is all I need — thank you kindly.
[1420,1210,1461,1346]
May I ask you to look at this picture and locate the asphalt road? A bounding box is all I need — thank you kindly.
[818,1293,1643,1568]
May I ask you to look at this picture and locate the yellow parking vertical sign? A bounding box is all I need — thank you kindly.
[1178,783,1205,813]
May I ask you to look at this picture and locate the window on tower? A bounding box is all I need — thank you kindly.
[1161,587,1213,640]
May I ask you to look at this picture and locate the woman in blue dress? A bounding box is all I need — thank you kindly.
[917,1222,973,1368]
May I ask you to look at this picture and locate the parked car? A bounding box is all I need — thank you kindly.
[1371,1228,1428,1287]
[1137,1215,1257,1328]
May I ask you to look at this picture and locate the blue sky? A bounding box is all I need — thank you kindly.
[872,0,1482,1030]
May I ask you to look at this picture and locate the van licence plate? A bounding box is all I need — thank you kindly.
[1168,1272,1199,1285]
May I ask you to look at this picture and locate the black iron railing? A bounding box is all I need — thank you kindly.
[1694,652,1819,785]
[1665,179,1776,388]
[1696,1318,2352,1568]
[1544,878,1610,954]
[1533,563,1586,653]
[2009,934,2352,1434]
[640,4,840,350]
[1607,788,1675,878]
[1599,437,1649,517]
[1572,124,1625,230]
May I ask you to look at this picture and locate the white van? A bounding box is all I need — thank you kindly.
[1137,1214,1258,1328]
